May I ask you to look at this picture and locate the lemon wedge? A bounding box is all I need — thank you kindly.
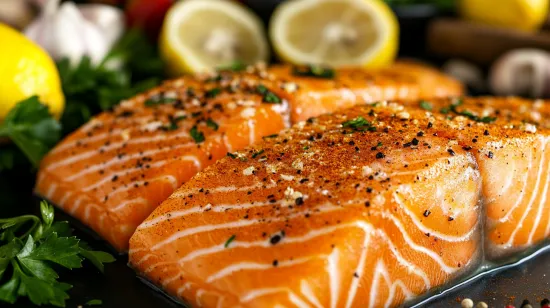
[269,0,399,68]
[0,23,64,123]
[460,0,549,31]
[160,0,269,75]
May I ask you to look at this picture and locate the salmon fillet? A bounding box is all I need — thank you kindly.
[35,62,462,252]
[129,97,550,307]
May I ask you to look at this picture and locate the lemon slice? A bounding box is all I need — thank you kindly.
[460,0,549,31]
[160,0,269,75]
[269,0,399,68]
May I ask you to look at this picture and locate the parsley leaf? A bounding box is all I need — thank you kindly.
[419,100,433,111]
[190,126,205,143]
[206,119,219,131]
[0,201,115,307]
[342,116,377,132]
[256,85,282,104]
[224,235,236,248]
[292,65,335,79]
[0,96,61,167]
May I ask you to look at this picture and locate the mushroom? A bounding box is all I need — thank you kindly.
[489,49,550,98]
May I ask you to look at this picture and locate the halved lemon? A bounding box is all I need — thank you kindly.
[269,0,399,68]
[160,0,270,75]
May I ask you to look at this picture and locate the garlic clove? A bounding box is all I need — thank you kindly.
[79,4,125,48]
[0,0,36,29]
[490,49,550,98]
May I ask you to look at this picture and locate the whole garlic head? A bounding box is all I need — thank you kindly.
[490,49,550,98]
[24,0,124,66]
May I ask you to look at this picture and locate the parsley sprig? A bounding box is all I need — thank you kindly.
[0,201,115,307]
[441,99,496,123]
[0,96,61,168]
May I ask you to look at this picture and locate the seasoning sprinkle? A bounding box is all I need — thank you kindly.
[447,149,456,156]
[423,210,431,217]
[224,235,236,248]
[375,152,385,159]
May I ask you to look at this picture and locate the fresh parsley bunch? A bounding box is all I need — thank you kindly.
[0,96,62,169]
[0,201,115,307]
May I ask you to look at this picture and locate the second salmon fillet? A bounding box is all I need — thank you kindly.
[35,62,462,251]
[130,97,550,307]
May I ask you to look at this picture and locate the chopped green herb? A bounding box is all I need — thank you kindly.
[256,85,282,104]
[86,299,103,306]
[144,97,177,107]
[161,121,179,131]
[190,126,205,143]
[0,201,115,307]
[440,99,497,123]
[174,115,187,122]
[303,146,310,150]
[205,88,222,99]
[292,65,335,79]
[342,116,377,132]
[263,134,278,139]
[205,118,219,131]
[227,152,238,159]
[252,149,265,158]
[217,61,247,72]
[419,100,433,111]
[224,235,236,248]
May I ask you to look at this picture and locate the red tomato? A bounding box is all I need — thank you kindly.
[125,0,175,41]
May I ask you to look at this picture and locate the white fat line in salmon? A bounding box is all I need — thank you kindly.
[247,119,256,144]
[498,147,534,222]
[528,141,550,243]
[169,182,277,199]
[110,197,149,212]
[328,247,341,308]
[45,183,58,200]
[393,190,478,242]
[504,138,548,246]
[177,218,457,275]
[50,115,158,154]
[240,288,311,308]
[346,232,372,308]
[150,204,343,250]
[206,255,326,283]
[60,142,197,183]
[368,260,414,308]
[300,281,323,308]
[140,200,275,231]
[46,131,194,173]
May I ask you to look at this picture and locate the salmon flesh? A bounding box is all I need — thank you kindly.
[35,62,462,251]
[129,97,550,307]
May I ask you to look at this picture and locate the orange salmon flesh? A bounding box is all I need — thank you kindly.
[35,62,462,252]
[129,97,550,307]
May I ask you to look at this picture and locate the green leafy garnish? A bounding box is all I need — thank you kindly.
[292,65,335,79]
[58,30,164,134]
[0,201,115,307]
[206,119,219,131]
[419,100,433,111]
[190,126,205,143]
[144,97,178,107]
[256,85,282,104]
[0,96,61,167]
[440,99,497,123]
[217,61,247,72]
[224,235,236,248]
[85,299,103,306]
[227,152,238,159]
[252,149,264,159]
[342,116,377,132]
[205,88,222,99]
[263,134,278,139]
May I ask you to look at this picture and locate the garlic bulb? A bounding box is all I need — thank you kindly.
[490,49,550,98]
[24,0,125,66]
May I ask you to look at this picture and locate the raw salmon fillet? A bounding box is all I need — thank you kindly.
[35,62,462,252]
[129,97,550,307]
